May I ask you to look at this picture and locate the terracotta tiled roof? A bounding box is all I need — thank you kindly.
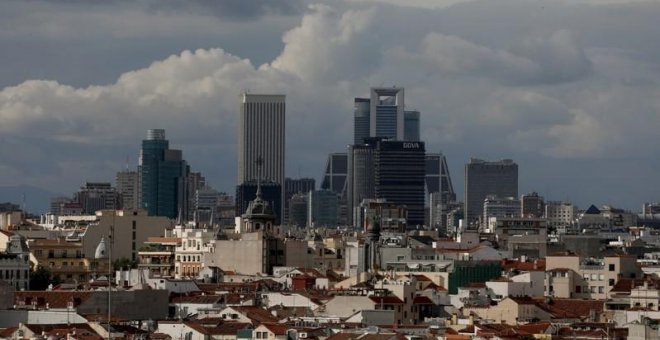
[171,295,222,304]
[532,297,604,320]
[412,296,434,304]
[501,258,546,271]
[16,291,94,309]
[210,322,252,335]
[145,237,180,244]
[368,296,404,304]
[515,321,552,334]
[260,323,289,335]
[412,274,432,282]
[233,306,280,324]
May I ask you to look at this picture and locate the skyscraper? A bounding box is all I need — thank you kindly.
[464,158,518,226]
[404,110,420,141]
[354,98,370,144]
[426,153,456,229]
[321,153,348,196]
[370,87,405,140]
[374,140,426,227]
[284,177,315,224]
[238,93,285,219]
[521,192,545,218]
[139,129,189,219]
[347,142,376,225]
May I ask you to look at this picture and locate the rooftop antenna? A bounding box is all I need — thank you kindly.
[255,156,264,199]
[125,156,129,171]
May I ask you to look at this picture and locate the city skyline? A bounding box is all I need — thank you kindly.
[1,0,659,211]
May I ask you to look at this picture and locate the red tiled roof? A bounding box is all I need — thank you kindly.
[233,306,280,324]
[369,296,404,304]
[532,297,604,320]
[516,321,552,334]
[260,323,289,335]
[15,291,94,309]
[171,295,222,304]
[412,296,434,304]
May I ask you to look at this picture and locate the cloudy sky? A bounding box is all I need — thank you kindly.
[1,0,659,211]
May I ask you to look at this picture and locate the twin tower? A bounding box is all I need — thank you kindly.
[237,88,453,229]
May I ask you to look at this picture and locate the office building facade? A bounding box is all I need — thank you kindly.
[238,93,286,220]
[74,182,120,215]
[308,190,339,228]
[521,192,545,218]
[464,158,518,227]
[374,140,426,227]
[370,87,405,140]
[139,129,190,219]
[404,110,420,141]
[116,170,139,210]
[347,143,376,225]
[354,98,371,144]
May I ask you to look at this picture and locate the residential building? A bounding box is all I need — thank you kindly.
[138,237,179,278]
[81,209,171,263]
[464,158,518,226]
[545,253,642,299]
[544,201,577,232]
[0,234,30,290]
[172,225,215,279]
[30,237,109,283]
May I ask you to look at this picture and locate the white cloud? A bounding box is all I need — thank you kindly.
[1,0,660,208]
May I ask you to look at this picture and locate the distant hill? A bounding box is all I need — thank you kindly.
[0,186,65,215]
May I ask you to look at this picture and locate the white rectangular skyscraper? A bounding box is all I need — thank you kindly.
[238,93,286,218]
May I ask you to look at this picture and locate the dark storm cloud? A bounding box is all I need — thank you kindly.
[1,0,659,210]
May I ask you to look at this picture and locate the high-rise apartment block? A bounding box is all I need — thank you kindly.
[464,158,518,226]
[237,93,285,220]
[483,195,521,223]
[139,129,190,219]
[116,170,139,210]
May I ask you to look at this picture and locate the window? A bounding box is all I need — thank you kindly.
[599,286,604,294]
[609,264,615,271]
[576,286,581,293]
[599,274,605,281]
[609,279,615,286]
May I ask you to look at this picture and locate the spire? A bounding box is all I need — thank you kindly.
[255,156,264,200]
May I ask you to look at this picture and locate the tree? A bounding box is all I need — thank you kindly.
[113,257,137,271]
[29,266,61,290]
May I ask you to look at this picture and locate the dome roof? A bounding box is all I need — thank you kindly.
[243,185,276,220]
[94,237,108,259]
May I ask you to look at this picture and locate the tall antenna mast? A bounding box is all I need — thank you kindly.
[255,156,264,199]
